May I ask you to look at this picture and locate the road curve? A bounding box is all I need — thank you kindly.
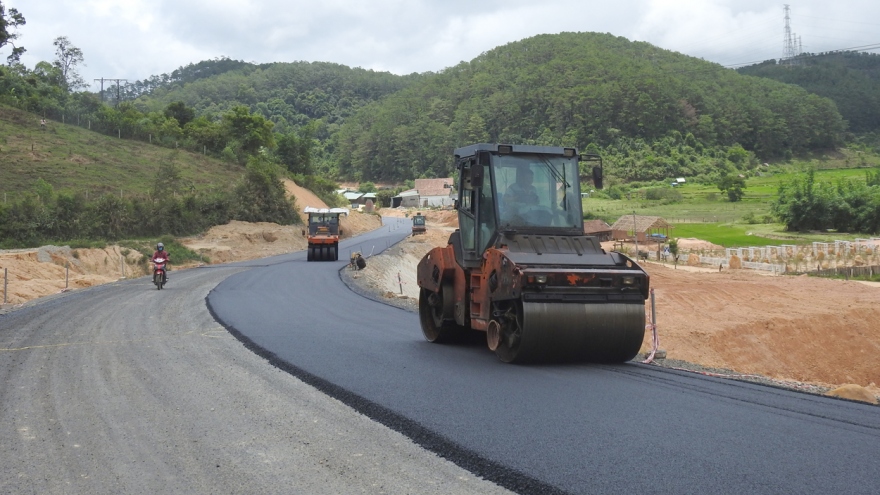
[0,218,511,494]
[209,218,880,495]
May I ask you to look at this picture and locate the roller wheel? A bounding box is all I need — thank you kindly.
[494,301,645,363]
[419,283,462,343]
[307,246,313,261]
[331,244,338,261]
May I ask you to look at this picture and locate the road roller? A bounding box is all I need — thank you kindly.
[303,206,348,261]
[416,144,649,363]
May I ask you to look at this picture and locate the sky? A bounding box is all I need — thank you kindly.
[4,0,880,92]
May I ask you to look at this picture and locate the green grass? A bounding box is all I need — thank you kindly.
[0,105,245,203]
[585,161,880,247]
[667,223,782,248]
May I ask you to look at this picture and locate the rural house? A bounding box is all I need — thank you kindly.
[610,215,672,243]
[583,220,613,241]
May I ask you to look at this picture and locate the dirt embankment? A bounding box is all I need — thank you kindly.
[0,179,381,306]
[349,208,880,404]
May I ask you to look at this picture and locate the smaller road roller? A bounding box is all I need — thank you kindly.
[416,144,649,363]
[303,206,348,261]
[411,213,427,235]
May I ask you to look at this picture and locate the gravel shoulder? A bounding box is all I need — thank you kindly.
[0,260,512,494]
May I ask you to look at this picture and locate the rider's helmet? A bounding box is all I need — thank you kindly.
[157,242,165,252]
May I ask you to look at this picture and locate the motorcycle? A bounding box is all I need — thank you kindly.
[152,257,168,290]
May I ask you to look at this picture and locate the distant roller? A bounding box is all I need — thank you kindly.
[303,206,348,261]
[417,144,649,363]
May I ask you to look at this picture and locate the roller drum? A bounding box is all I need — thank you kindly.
[510,302,645,363]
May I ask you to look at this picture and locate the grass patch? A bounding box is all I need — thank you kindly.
[812,273,880,282]
[586,164,879,225]
[669,223,782,248]
[0,105,244,203]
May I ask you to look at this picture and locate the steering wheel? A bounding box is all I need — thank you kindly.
[519,204,554,225]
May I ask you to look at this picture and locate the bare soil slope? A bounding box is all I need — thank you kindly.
[0,179,380,305]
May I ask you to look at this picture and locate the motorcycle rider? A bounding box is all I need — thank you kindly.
[151,242,170,280]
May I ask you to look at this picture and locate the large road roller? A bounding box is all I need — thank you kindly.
[416,144,649,363]
[303,206,347,261]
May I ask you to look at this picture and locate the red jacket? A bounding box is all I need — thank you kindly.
[151,250,170,263]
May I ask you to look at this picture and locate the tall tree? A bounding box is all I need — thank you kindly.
[717,174,746,202]
[222,105,275,159]
[164,101,195,127]
[0,2,25,64]
[53,36,85,90]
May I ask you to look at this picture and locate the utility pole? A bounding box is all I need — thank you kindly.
[94,78,128,106]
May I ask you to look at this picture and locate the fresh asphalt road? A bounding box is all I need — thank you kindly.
[209,217,880,495]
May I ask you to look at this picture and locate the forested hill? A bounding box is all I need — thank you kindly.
[333,32,845,182]
[132,61,422,133]
[737,51,880,134]
[122,58,265,99]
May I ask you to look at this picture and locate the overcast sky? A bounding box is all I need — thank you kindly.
[5,0,880,92]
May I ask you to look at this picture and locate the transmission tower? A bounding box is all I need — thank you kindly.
[782,4,798,65]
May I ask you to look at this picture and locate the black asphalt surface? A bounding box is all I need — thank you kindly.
[209,217,880,495]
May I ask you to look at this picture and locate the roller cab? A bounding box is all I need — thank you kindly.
[303,207,348,261]
[411,213,427,235]
[417,144,649,363]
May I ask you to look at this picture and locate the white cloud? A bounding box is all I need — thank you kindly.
[4,0,879,91]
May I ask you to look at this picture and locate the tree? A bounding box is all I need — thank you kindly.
[53,36,85,90]
[152,152,183,200]
[275,124,314,174]
[0,2,25,64]
[717,174,746,202]
[668,238,680,268]
[233,156,298,224]
[222,105,275,161]
[164,101,195,127]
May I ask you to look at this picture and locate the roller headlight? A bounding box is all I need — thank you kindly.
[526,274,548,285]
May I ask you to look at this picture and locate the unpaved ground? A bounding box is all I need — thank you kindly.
[0,180,380,305]
[353,208,880,404]
[3,196,878,404]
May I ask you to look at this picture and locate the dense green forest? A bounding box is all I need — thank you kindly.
[333,32,845,182]
[130,60,421,133]
[738,51,880,135]
[3,0,879,237]
[120,58,263,99]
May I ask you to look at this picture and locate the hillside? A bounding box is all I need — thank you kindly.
[0,105,306,248]
[333,32,846,182]
[131,61,422,133]
[0,105,244,202]
[738,51,880,134]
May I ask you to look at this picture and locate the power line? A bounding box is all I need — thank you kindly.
[794,14,880,28]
